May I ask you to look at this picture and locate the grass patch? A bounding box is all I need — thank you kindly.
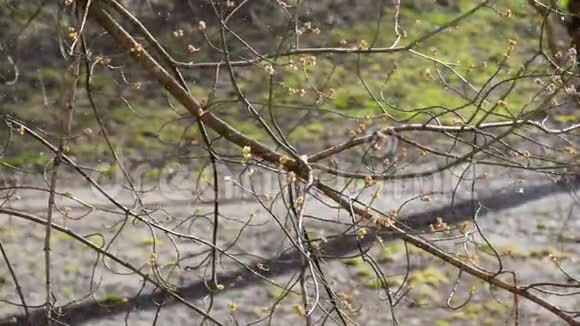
[100,293,128,305]
[363,275,403,289]
[378,241,404,262]
[264,283,289,300]
[343,256,364,266]
[408,267,449,287]
[479,244,526,258]
[141,236,162,246]
[63,263,79,275]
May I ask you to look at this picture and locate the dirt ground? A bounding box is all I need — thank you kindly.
[1,167,580,325]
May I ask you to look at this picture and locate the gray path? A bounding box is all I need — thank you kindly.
[1,170,579,325]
